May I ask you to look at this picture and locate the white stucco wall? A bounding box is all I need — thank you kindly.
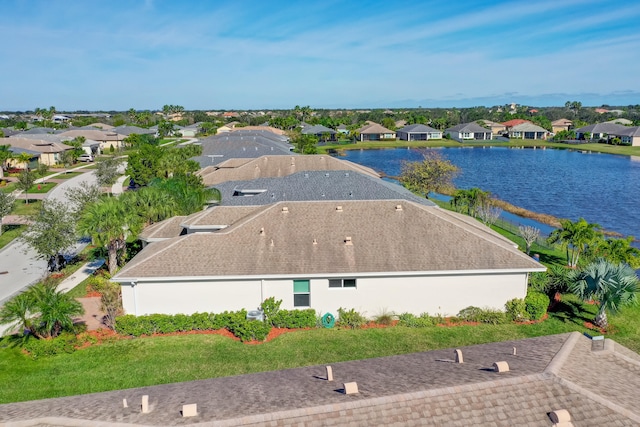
[120,272,529,317]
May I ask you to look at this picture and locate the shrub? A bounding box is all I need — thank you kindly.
[115,315,155,336]
[270,309,316,329]
[457,306,507,325]
[227,319,271,342]
[525,291,550,320]
[260,297,281,326]
[397,312,436,327]
[505,298,528,321]
[22,333,78,358]
[337,307,367,329]
[374,310,395,326]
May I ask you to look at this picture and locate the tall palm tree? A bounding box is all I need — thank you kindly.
[569,259,639,328]
[547,218,602,268]
[77,198,142,275]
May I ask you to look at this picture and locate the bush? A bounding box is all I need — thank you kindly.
[505,298,528,321]
[397,312,436,327]
[337,307,367,329]
[226,319,271,342]
[270,309,316,329]
[374,310,395,326]
[525,291,550,320]
[260,297,281,326]
[457,306,507,325]
[22,333,79,358]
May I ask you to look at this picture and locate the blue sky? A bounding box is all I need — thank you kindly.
[2,0,640,111]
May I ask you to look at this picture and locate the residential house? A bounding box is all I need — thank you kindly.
[301,124,338,142]
[574,123,629,142]
[508,123,549,140]
[396,124,442,141]
[194,130,293,168]
[336,124,349,135]
[5,137,72,167]
[357,122,396,141]
[112,125,155,136]
[11,133,101,155]
[617,126,640,146]
[113,199,543,317]
[58,129,127,151]
[445,123,493,141]
[551,118,573,134]
[501,119,531,131]
[478,120,506,135]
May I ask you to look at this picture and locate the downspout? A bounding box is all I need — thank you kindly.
[131,281,138,316]
[260,279,264,303]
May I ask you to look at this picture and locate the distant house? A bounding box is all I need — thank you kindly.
[396,124,442,141]
[58,129,127,151]
[617,126,640,146]
[501,119,531,130]
[551,118,573,134]
[508,123,549,140]
[357,122,396,141]
[445,123,492,141]
[6,137,73,166]
[478,120,506,135]
[301,124,338,142]
[574,123,628,142]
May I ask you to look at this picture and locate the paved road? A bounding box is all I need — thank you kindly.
[0,169,99,305]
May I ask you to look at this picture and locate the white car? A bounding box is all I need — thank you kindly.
[78,154,94,162]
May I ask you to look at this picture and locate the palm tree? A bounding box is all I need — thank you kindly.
[547,218,602,268]
[14,152,34,171]
[30,283,84,338]
[452,187,490,217]
[590,236,640,268]
[77,198,142,275]
[0,292,35,335]
[569,259,639,328]
[121,187,179,225]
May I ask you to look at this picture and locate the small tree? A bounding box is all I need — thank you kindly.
[101,281,123,330]
[95,157,122,191]
[36,163,49,184]
[477,203,502,226]
[569,259,639,328]
[60,150,75,172]
[21,199,77,272]
[65,181,103,215]
[0,191,15,235]
[399,150,459,198]
[518,225,541,255]
[16,170,36,204]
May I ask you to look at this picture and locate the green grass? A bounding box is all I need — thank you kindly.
[28,182,56,193]
[0,225,25,249]
[0,299,609,404]
[11,199,42,215]
[50,171,84,179]
[318,139,640,157]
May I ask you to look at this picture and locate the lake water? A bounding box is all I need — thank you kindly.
[338,146,640,239]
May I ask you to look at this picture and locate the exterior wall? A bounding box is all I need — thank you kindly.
[120,272,529,317]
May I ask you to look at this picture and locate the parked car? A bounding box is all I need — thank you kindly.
[78,154,94,162]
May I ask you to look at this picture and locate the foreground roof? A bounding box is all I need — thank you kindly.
[114,200,541,281]
[2,333,638,426]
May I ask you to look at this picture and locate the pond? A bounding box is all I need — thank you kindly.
[338,146,640,240]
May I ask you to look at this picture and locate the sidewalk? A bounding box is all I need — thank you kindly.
[55,258,105,293]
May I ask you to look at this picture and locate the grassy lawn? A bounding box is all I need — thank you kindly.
[0,294,618,404]
[0,182,17,193]
[0,225,25,249]
[50,171,85,179]
[318,139,640,157]
[27,182,56,193]
[11,199,42,215]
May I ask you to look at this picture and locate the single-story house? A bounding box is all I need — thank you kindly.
[5,137,73,166]
[508,123,549,140]
[336,124,349,135]
[501,119,531,130]
[58,129,127,151]
[445,123,493,141]
[301,124,338,142]
[574,123,629,142]
[551,118,573,134]
[478,120,506,135]
[357,122,396,141]
[396,124,442,141]
[113,200,544,317]
[616,126,640,146]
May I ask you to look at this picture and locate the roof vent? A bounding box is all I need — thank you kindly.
[492,361,509,372]
[454,349,463,363]
[313,238,318,245]
[336,206,343,212]
[395,204,403,211]
[325,173,329,177]
[345,172,349,177]
[344,236,353,245]
[304,173,309,178]
[270,239,274,247]
[549,409,571,425]
[282,207,289,213]
[259,227,265,235]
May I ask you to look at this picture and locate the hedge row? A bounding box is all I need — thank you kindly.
[114,308,316,342]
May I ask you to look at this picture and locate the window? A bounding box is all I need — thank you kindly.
[329,278,356,288]
[293,280,310,307]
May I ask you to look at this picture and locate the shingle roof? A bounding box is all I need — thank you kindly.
[552,118,572,126]
[510,123,548,133]
[301,124,337,135]
[396,124,440,133]
[575,122,628,134]
[113,125,156,136]
[113,199,541,280]
[197,155,379,186]
[58,129,126,141]
[358,122,395,134]
[5,137,72,153]
[445,122,491,133]
[2,333,639,426]
[194,132,293,168]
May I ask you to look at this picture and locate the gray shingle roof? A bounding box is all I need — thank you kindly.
[2,333,639,426]
[445,122,491,133]
[113,199,540,280]
[397,124,440,133]
[575,122,628,134]
[194,132,293,168]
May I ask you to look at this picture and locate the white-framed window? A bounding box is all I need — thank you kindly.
[329,278,356,288]
[293,279,310,307]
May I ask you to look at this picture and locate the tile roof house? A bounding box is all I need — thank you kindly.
[501,119,531,129]
[3,332,640,426]
[551,118,573,134]
[445,123,493,141]
[478,120,507,134]
[508,123,549,140]
[396,124,442,141]
[357,122,396,141]
[112,199,543,317]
